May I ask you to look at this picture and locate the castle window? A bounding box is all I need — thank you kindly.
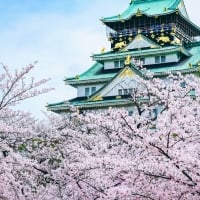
[161,55,166,63]
[124,89,128,95]
[155,56,160,64]
[129,88,133,95]
[114,60,124,68]
[118,89,123,96]
[91,87,96,94]
[85,88,90,96]
[114,61,119,68]
[155,55,166,64]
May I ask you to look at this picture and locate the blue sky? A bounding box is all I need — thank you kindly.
[0,0,199,118]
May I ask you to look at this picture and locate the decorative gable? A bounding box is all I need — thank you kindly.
[124,34,161,50]
[89,67,144,101]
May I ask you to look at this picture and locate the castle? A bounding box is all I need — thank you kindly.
[48,0,200,114]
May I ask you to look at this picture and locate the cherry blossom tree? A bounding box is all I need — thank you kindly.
[1,62,200,200]
[0,62,53,200]
[20,72,200,199]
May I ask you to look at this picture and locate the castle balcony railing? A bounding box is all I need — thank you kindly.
[175,25,194,43]
[106,23,176,39]
[106,23,196,43]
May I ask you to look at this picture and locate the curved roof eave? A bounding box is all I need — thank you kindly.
[177,10,200,32]
[101,0,183,23]
[101,9,200,34]
[101,10,176,23]
[101,0,196,25]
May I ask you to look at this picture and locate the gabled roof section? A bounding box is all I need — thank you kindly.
[88,66,142,102]
[101,0,186,23]
[65,62,117,87]
[124,34,161,50]
[47,96,139,113]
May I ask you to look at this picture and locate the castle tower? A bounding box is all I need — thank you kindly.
[48,0,200,114]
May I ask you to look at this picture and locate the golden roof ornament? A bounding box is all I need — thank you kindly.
[157,36,170,43]
[125,55,131,65]
[136,8,142,17]
[101,47,105,53]
[114,41,126,49]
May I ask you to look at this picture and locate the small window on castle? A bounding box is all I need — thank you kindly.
[85,88,90,96]
[114,61,119,68]
[114,60,124,68]
[155,55,166,64]
[120,60,124,67]
[155,56,160,64]
[161,55,166,63]
[91,87,96,94]
[118,89,122,96]
[124,89,128,95]
[129,88,133,95]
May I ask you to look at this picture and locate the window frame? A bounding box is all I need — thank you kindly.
[124,89,128,95]
[114,60,124,68]
[118,89,123,96]
[91,87,96,94]
[155,56,160,64]
[161,55,166,63]
[128,88,133,95]
[85,87,90,96]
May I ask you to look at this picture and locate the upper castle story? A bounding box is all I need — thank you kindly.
[101,0,200,50]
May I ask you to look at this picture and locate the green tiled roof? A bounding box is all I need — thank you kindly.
[65,62,116,86]
[65,44,200,86]
[47,96,147,113]
[151,45,200,75]
[92,46,191,61]
[102,0,184,23]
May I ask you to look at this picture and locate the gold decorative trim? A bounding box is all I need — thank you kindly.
[114,41,126,49]
[157,36,170,43]
[91,95,103,101]
[119,67,135,78]
[125,55,131,65]
[136,8,142,17]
